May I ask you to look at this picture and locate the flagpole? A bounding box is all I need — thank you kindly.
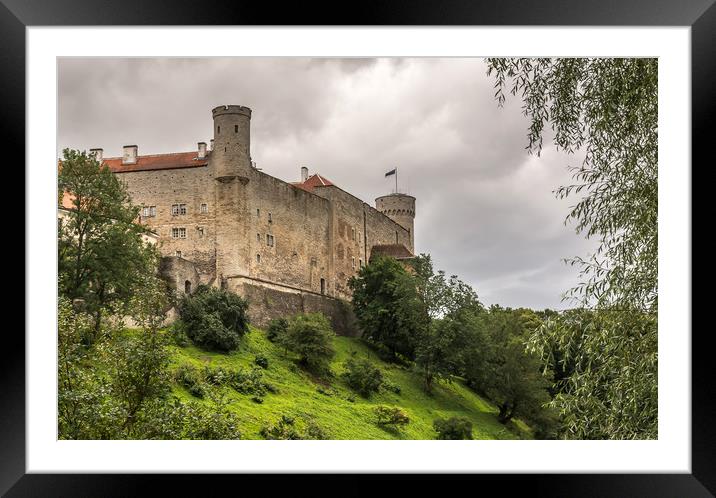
[395,167,398,193]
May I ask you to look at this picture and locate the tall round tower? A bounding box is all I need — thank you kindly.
[211,105,252,179]
[211,105,252,285]
[375,193,416,252]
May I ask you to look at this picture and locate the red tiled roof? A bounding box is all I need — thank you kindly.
[370,244,414,260]
[292,173,335,192]
[102,151,208,173]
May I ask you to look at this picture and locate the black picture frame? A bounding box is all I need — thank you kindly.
[6,0,711,495]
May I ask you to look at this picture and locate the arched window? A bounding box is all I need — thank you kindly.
[320,278,326,295]
[184,280,192,294]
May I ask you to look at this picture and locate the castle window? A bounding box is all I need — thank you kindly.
[234,125,238,133]
[266,234,275,247]
[142,206,156,218]
[200,203,208,213]
[351,228,355,241]
[185,280,192,294]
[197,227,204,237]
[268,212,272,223]
[256,254,261,263]
[257,233,261,242]
[359,258,363,268]
[172,227,186,239]
[352,257,356,269]
[217,125,220,134]
[176,250,182,257]
[171,204,187,216]
[320,278,326,295]
[257,208,260,217]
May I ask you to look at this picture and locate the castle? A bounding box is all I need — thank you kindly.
[89,105,416,334]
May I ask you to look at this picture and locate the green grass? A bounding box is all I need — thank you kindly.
[169,326,531,440]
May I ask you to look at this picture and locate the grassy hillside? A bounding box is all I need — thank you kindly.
[169,326,531,440]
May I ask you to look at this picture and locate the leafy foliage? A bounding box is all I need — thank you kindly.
[373,405,410,428]
[280,312,336,373]
[486,58,657,311]
[266,317,288,343]
[528,309,657,439]
[487,58,658,439]
[260,415,328,440]
[178,285,250,352]
[348,256,424,361]
[341,358,384,397]
[254,354,269,369]
[433,417,473,440]
[462,307,555,429]
[58,149,160,343]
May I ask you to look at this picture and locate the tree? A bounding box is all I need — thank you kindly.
[410,254,483,319]
[58,148,159,342]
[487,58,658,439]
[410,254,484,392]
[348,256,424,361]
[415,315,470,393]
[528,309,657,439]
[463,307,555,429]
[341,357,383,397]
[281,313,336,373]
[433,417,473,440]
[178,285,250,352]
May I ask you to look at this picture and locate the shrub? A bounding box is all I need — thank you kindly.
[266,317,288,343]
[169,322,190,347]
[260,414,328,440]
[182,396,242,440]
[178,285,249,352]
[202,366,233,386]
[231,367,268,396]
[188,382,207,399]
[374,406,410,428]
[254,354,269,369]
[433,417,473,440]
[341,358,383,397]
[282,313,336,373]
[260,415,301,440]
[175,364,204,396]
[382,379,402,395]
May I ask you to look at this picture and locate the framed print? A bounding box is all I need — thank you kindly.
[6,0,713,495]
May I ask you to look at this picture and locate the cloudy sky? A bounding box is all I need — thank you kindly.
[58,57,596,310]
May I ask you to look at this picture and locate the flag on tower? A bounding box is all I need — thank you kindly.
[385,168,397,177]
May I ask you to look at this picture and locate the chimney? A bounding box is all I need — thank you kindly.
[89,148,103,162]
[301,166,309,182]
[122,145,138,165]
[198,142,207,159]
[210,139,214,151]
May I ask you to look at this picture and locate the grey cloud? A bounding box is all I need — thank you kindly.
[58,57,598,310]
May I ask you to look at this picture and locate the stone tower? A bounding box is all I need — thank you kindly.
[375,193,416,252]
[211,105,252,285]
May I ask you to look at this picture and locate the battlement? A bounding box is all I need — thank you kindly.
[212,104,252,118]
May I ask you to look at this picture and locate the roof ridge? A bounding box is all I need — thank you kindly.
[103,150,199,160]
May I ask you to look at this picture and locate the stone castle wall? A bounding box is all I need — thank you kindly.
[116,164,217,284]
[241,169,332,295]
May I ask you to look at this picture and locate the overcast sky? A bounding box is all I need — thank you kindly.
[58,57,596,310]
